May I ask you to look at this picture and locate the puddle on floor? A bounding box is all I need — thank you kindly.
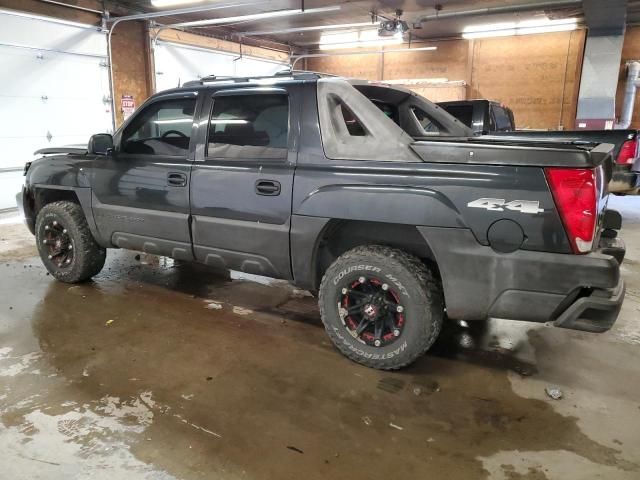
[0,248,639,479]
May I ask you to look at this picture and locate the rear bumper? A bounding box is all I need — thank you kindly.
[553,277,625,333]
[418,226,625,333]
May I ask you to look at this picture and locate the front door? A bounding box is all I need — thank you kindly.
[189,86,298,279]
[92,93,198,260]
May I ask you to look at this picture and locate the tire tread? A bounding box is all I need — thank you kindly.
[36,201,106,283]
[319,245,443,370]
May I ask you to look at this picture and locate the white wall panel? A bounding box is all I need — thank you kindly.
[0,9,112,209]
[154,41,287,92]
[0,8,106,56]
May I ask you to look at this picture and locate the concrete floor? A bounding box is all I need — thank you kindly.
[1,196,639,480]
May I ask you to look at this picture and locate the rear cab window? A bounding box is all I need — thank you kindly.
[411,107,441,135]
[440,104,474,129]
[207,93,289,160]
[492,105,514,131]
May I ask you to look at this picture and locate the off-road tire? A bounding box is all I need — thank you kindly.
[319,245,444,370]
[35,201,106,283]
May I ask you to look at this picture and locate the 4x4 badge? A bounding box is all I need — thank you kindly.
[467,198,544,214]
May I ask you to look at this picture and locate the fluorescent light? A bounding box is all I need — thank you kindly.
[516,18,578,35]
[242,22,374,36]
[462,18,578,39]
[154,119,193,124]
[151,0,203,7]
[172,6,341,28]
[210,119,249,124]
[319,30,403,50]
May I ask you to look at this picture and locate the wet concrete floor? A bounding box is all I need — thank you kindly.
[1,196,640,479]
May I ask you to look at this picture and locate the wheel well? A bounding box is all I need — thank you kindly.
[314,220,439,289]
[33,188,80,217]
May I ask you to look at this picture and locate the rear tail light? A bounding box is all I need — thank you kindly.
[545,168,597,254]
[617,139,638,164]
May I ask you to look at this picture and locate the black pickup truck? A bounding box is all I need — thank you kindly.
[491,130,640,195]
[438,99,640,195]
[437,99,516,134]
[17,72,626,370]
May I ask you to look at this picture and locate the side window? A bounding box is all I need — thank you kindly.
[493,106,513,131]
[207,94,289,160]
[411,107,440,135]
[341,103,367,136]
[441,105,473,128]
[488,110,497,132]
[121,97,196,156]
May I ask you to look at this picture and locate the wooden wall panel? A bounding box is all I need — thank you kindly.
[306,52,381,80]
[469,31,579,130]
[382,40,468,82]
[111,21,153,127]
[307,32,588,130]
[0,0,101,24]
[408,85,466,102]
[616,26,640,129]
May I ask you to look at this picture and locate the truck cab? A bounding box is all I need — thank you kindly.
[437,99,516,135]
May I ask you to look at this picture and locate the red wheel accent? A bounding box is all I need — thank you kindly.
[338,276,405,347]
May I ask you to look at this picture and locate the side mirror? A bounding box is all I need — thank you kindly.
[88,134,114,156]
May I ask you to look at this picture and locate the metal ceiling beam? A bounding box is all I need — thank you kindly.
[414,0,582,25]
[37,0,103,15]
[576,0,628,128]
[583,0,627,35]
[105,0,267,23]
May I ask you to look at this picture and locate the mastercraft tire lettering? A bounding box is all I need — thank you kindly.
[319,245,444,370]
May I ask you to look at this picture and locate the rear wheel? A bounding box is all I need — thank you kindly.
[35,201,106,283]
[319,245,444,370]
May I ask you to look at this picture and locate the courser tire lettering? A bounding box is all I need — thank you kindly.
[319,245,444,370]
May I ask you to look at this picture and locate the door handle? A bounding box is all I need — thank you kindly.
[167,172,187,187]
[255,179,281,196]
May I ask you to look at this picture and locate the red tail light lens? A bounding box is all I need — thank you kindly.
[545,168,597,254]
[617,139,638,165]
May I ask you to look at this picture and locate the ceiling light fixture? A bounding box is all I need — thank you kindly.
[318,29,404,50]
[151,0,204,7]
[170,6,341,28]
[462,18,578,39]
[242,22,374,37]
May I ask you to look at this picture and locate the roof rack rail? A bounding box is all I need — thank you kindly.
[182,70,328,87]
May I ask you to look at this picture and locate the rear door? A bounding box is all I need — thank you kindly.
[92,92,199,260]
[189,85,299,279]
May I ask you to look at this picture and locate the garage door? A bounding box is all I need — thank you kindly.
[0,9,112,210]
[154,41,288,92]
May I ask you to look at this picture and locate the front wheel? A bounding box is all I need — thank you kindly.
[35,201,106,283]
[318,245,444,370]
